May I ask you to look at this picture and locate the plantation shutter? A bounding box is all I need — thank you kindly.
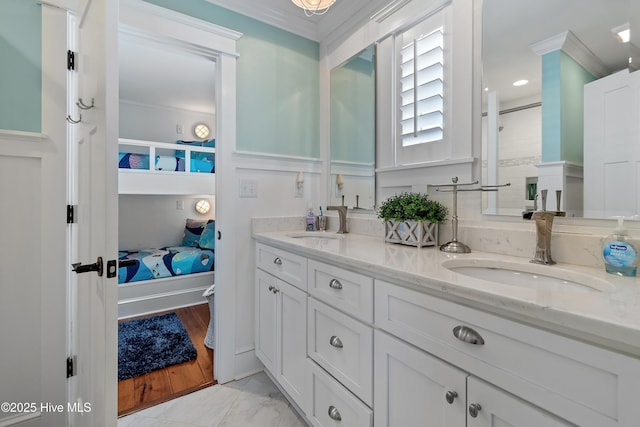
[400,27,444,147]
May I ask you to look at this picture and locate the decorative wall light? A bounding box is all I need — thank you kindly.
[296,171,305,190]
[291,0,336,16]
[194,123,210,139]
[195,199,211,214]
[295,171,304,197]
[336,174,344,190]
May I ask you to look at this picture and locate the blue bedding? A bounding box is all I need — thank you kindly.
[119,153,215,173]
[118,246,214,284]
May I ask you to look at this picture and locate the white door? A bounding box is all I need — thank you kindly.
[467,377,572,427]
[374,330,467,427]
[66,0,119,426]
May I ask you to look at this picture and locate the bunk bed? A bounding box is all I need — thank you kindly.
[117,138,216,319]
[118,138,215,195]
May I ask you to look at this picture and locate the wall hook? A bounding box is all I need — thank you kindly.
[67,114,82,124]
[76,97,95,110]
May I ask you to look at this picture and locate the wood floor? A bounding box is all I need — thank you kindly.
[118,303,216,417]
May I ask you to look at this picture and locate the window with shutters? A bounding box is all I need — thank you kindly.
[394,8,451,166]
[400,27,443,147]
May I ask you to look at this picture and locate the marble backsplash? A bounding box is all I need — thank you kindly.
[252,214,609,269]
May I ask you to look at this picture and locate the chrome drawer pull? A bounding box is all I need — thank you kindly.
[453,325,485,345]
[273,257,282,265]
[445,390,458,404]
[329,278,343,290]
[329,336,344,348]
[328,405,342,421]
[468,403,482,418]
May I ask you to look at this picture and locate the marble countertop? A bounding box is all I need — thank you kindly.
[253,230,640,357]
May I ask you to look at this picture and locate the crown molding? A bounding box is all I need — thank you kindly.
[529,30,609,78]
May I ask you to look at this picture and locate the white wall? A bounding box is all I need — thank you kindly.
[229,154,323,375]
[119,194,215,250]
[120,100,215,143]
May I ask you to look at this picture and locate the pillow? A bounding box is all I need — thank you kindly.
[198,220,215,249]
[181,218,210,247]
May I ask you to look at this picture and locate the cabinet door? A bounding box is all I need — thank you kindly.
[277,280,308,411]
[255,269,278,373]
[374,330,467,427]
[467,377,573,427]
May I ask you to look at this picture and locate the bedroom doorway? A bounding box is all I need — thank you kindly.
[116,0,239,416]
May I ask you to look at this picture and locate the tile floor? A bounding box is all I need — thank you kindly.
[117,372,307,427]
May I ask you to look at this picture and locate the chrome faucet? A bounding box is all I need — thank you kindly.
[327,205,348,234]
[530,211,555,265]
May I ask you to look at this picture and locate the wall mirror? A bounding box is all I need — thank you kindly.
[481,0,631,219]
[329,44,376,211]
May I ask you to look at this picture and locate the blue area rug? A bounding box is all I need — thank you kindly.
[118,312,197,381]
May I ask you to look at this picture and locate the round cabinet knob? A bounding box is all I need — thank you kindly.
[273,257,282,265]
[445,390,458,404]
[468,403,482,418]
[328,405,342,421]
[268,285,274,292]
[329,336,344,348]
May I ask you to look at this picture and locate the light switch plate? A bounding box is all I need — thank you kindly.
[239,179,258,198]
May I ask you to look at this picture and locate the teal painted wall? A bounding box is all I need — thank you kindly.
[146,0,320,158]
[0,0,41,132]
[541,50,595,164]
[330,47,375,163]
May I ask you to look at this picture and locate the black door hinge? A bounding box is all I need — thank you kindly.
[67,50,76,71]
[67,205,77,224]
[67,356,77,378]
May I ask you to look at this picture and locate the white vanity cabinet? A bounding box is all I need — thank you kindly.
[254,237,640,427]
[255,244,308,412]
[374,330,467,426]
[375,330,572,427]
[375,279,639,427]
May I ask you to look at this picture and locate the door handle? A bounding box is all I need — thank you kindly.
[72,256,103,277]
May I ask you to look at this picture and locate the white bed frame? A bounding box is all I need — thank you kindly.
[118,138,216,195]
[117,271,214,319]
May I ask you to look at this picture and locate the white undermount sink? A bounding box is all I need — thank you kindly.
[286,232,345,240]
[442,258,614,293]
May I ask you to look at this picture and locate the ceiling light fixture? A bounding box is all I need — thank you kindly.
[291,0,336,16]
[513,79,529,87]
[612,23,630,43]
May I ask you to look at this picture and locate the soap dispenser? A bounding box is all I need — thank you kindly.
[305,205,316,231]
[602,216,638,277]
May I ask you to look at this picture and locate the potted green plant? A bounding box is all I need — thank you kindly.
[377,192,448,247]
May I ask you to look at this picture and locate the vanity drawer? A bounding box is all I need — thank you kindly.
[308,297,373,406]
[306,359,372,427]
[375,279,638,427]
[307,259,373,323]
[256,243,307,290]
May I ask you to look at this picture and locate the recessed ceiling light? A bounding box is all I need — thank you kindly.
[484,87,489,92]
[612,23,630,43]
[513,79,529,87]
